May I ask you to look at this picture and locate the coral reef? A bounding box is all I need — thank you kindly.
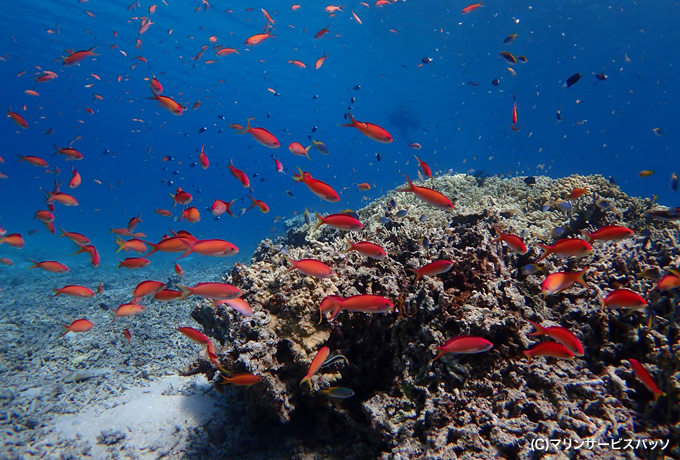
[189,173,679,458]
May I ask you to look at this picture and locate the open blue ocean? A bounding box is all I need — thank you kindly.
[1,0,677,261]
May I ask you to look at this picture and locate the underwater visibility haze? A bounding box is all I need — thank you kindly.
[1,0,679,458]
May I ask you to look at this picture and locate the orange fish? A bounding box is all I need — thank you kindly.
[170,187,192,207]
[69,168,81,188]
[314,26,330,39]
[221,373,261,386]
[628,358,665,401]
[34,210,55,223]
[248,196,270,213]
[132,280,166,302]
[174,262,183,276]
[18,155,48,167]
[142,236,194,257]
[357,183,371,190]
[288,142,312,160]
[568,188,588,200]
[28,259,69,273]
[286,256,333,278]
[314,53,328,70]
[300,346,330,388]
[179,239,239,258]
[180,206,201,223]
[63,47,98,66]
[62,318,94,336]
[53,285,96,298]
[397,175,454,211]
[117,257,150,269]
[46,191,79,207]
[288,60,306,69]
[154,289,183,301]
[111,303,145,322]
[72,242,100,267]
[602,289,647,310]
[292,168,340,202]
[541,268,589,296]
[315,212,363,231]
[155,208,173,217]
[245,28,274,46]
[148,90,183,115]
[581,225,634,243]
[178,282,242,300]
[214,298,253,317]
[212,199,236,217]
[59,229,90,245]
[339,112,393,143]
[228,160,251,189]
[7,110,28,129]
[215,47,239,56]
[54,145,83,160]
[237,118,280,148]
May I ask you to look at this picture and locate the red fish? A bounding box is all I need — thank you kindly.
[63,47,98,66]
[300,346,330,388]
[179,239,239,258]
[180,207,201,223]
[215,298,253,317]
[245,28,274,46]
[314,26,330,39]
[286,256,333,278]
[433,336,493,361]
[536,239,593,262]
[199,144,209,169]
[72,242,100,267]
[491,226,527,254]
[0,233,24,248]
[320,295,394,321]
[117,257,150,269]
[237,118,280,148]
[288,142,312,160]
[602,289,647,310]
[18,155,48,167]
[212,199,236,217]
[581,225,634,243]
[171,187,193,206]
[512,101,518,125]
[314,54,328,70]
[414,155,431,178]
[62,318,94,336]
[229,160,251,189]
[408,260,453,281]
[523,342,575,360]
[174,262,183,276]
[339,112,393,143]
[132,280,166,302]
[397,175,454,211]
[248,196,270,213]
[54,145,83,160]
[655,273,680,292]
[344,238,386,260]
[150,74,163,93]
[461,2,483,14]
[69,168,81,188]
[526,320,584,356]
[7,110,28,129]
[123,328,132,344]
[292,168,340,202]
[315,212,363,231]
[628,358,665,401]
[111,303,145,322]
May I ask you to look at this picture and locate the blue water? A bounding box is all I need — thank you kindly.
[1,1,678,265]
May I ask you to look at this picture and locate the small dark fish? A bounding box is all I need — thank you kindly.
[468,81,479,87]
[517,55,528,63]
[304,209,311,224]
[596,199,611,210]
[396,209,407,217]
[500,51,517,65]
[653,127,663,137]
[608,176,616,185]
[286,190,294,197]
[198,127,207,133]
[350,97,356,103]
[551,226,566,239]
[389,199,397,208]
[671,172,678,191]
[421,237,430,249]
[312,95,319,100]
[595,73,607,81]
[419,214,427,222]
[556,110,562,122]
[217,115,226,120]
[554,200,572,212]
[312,126,318,133]
[542,204,551,212]
[565,73,582,88]
[523,176,536,185]
[353,85,361,90]
[376,216,389,224]
[167,180,174,186]
[645,207,680,221]
[173,170,180,175]
[27,229,38,235]
[491,78,499,86]
[421,57,433,64]
[376,153,381,161]
[521,263,545,276]
[503,33,517,44]
[217,129,223,133]
[636,267,662,281]
[273,92,280,96]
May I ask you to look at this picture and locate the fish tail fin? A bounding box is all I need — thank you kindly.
[338,112,356,127]
[535,243,551,262]
[344,237,354,253]
[580,229,593,243]
[576,268,589,288]
[526,320,545,336]
[52,289,61,297]
[314,212,324,231]
[292,166,304,182]
[396,175,415,192]
[247,195,257,210]
[329,302,343,320]
[431,348,445,363]
[304,146,313,161]
[285,256,296,272]
[407,267,421,282]
[177,285,191,300]
[522,351,532,361]
[114,236,125,253]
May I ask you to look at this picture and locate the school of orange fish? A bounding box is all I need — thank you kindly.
[1,1,670,402]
